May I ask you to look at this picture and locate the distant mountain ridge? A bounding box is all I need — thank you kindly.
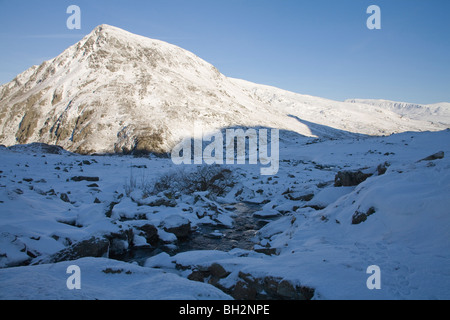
[0,24,448,154]
[345,99,450,126]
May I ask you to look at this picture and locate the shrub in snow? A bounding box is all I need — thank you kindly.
[151,165,235,198]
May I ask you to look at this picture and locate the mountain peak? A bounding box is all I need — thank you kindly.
[79,24,139,50]
[0,25,447,155]
[87,24,135,39]
[71,24,196,69]
[94,23,116,31]
[83,24,162,47]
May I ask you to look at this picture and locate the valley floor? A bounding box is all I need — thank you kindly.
[0,129,449,300]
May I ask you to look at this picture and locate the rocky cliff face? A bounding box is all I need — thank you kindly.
[0,24,447,155]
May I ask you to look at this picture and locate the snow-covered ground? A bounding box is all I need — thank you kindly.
[1,128,449,300]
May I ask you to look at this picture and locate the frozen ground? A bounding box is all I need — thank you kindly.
[0,129,449,300]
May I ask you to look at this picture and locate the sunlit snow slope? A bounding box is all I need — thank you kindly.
[0,24,448,155]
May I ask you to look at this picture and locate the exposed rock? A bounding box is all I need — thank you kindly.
[334,170,372,187]
[232,281,258,300]
[15,105,41,144]
[60,193,71,203]
[277,280,297,299]
[188,270,208,282]
[208,263,229,279]
[377,162,390,175]
[136,223,159,246]
[131,192,177,207]
[108,238,129,257]
[102,268,132,275]
[228,272,315,300]
[161,215,192,240]
[285,192,314,202]
[104,229,134,259]
[187,263,230,286]
[145,197,177,207]
[254,247,278,256]
[352,207,376,225]
[165,223,191,240]
[46,189,56,196]
[88,183,99,188]
[419,151,444,162]
[71,176,100,182]
[105,201,119,218]
[45,236,110,263]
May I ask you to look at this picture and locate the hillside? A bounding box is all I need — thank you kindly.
[345,98,450,126]
[0,24,449,301]
[0,25,447,155]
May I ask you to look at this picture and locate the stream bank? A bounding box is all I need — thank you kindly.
[125,201,275,265]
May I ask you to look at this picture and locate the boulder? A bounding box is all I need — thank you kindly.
[104,229,134,258]
[352,207,376,225]
[161,215,191,240]
[136,223,159,246]
[187,263,230,284]
[60,193,71,203]
[334,170,372,187]
[230,273,315,300]
[208,263,229,279]
[46,236,109,263]
[277,280,297,299]
[108,238,129,257]
[232,281,258,300]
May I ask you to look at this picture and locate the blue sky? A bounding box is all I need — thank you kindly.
[0,0,449,104]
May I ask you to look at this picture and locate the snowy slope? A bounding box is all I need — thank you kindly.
[0,257,231,300]
[1,24,449,301]
[345,99,450,126]
[0,24,447,155]
[1,129,449,300]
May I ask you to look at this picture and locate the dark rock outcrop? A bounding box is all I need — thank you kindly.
[45,236,110,263]
[352,207,376,225]
[334,170,372,187]
[230,272,315,300]
[70,176,100,182]
[161,215,192,240]
[419,151,444,162]
[136,223,159,246]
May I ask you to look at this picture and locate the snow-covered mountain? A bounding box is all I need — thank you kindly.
[1,24,450,301]
[0,24,447,155]
[345,99,450,126]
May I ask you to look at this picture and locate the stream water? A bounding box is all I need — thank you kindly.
[128,202,271,265]
[178,202,268,252]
